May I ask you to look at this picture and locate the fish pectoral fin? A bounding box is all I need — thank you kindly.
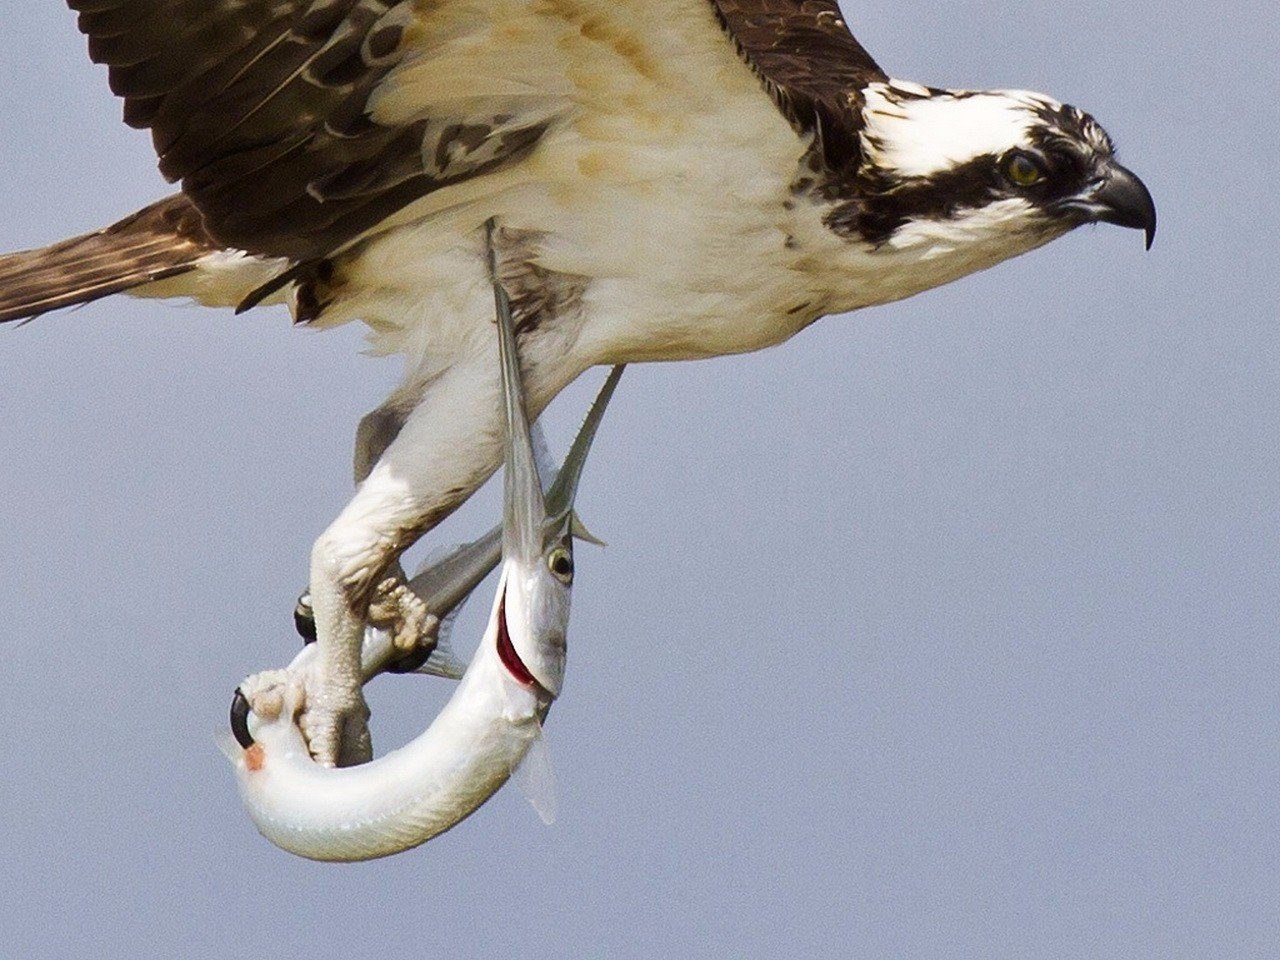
[570,511,607,548]
[513,721,558,826]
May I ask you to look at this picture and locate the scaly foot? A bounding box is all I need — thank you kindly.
[242,649,371,766]
[232,668,304,747]
[238,668,302,724]
[367,574,439,663]
[298,680,371,766]
[294,573,442,673]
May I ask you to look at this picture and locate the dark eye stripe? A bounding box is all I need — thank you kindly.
[824,138,1100,246]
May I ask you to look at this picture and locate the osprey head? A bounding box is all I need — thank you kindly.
[825,81,1156,260]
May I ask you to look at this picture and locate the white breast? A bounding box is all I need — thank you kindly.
[304,0,821,378]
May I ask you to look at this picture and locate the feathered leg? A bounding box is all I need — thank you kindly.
[302,358,511,765]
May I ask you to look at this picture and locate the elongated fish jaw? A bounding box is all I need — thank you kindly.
[491,224,571,700]
[494,562,569,700]
[543,365,626,523]
[493,367,626,701]
[492,227,548,568]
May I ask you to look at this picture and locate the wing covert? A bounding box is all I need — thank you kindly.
[68,1,887,259]
[68,0,555,260]
[711,1,887,174]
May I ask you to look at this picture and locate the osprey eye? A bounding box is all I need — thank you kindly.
[1004,152,1046,187]
[547,548,574,583]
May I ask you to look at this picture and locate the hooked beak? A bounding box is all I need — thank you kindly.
[1063,161,1158,250]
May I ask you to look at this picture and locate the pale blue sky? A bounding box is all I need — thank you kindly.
[0,3,1275,958]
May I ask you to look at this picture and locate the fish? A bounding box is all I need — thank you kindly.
[219,223,623,861]
[242,411,608,707]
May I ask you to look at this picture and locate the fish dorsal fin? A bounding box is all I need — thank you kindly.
[414,540,472,575]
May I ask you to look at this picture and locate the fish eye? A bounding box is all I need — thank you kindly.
[1003,151,1046,187]
[547,547,574,583]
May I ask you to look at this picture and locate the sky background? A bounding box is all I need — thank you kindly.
[0,3,1275,958]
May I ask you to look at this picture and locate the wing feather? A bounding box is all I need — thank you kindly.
[711,0,887,174]
[68,0,556,260]
[66,0,885,261]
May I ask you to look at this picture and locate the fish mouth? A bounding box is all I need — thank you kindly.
[495,593,552,697]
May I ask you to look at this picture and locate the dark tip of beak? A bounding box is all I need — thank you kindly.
[1089,162,1158,250]
[230,688,255,748]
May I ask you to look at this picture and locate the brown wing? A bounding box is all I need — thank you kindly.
[68,1,552,261]
[711,1,887,174]
[0,196,219,324]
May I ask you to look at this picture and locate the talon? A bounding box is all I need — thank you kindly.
[294,591,316,644]
[230,688,254,749]
[301,695,372,767]
[386,645,433,674]
[386,611,441,673]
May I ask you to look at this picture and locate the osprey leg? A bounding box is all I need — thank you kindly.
[292,386,430,646]
[294,562,439,665]
[301,358,510,765]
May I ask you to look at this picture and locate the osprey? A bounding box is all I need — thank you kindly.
[0,1,1155,765]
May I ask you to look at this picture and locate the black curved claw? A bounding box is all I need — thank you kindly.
[385,644,434,674]
[294,592,316,644]
[230,688,255,748]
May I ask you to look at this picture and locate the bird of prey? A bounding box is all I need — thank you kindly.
[0,1,1155,766]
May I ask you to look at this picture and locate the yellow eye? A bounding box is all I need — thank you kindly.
[547,547,574,583]
[1005,153,1045,187]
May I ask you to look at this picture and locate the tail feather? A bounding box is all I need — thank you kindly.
[0,195,220,324]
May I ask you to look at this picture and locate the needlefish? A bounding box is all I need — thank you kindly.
[219,261,623,861]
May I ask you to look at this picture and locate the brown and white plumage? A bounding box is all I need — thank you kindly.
[0,1,1154,764]
[0,196,218,322]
